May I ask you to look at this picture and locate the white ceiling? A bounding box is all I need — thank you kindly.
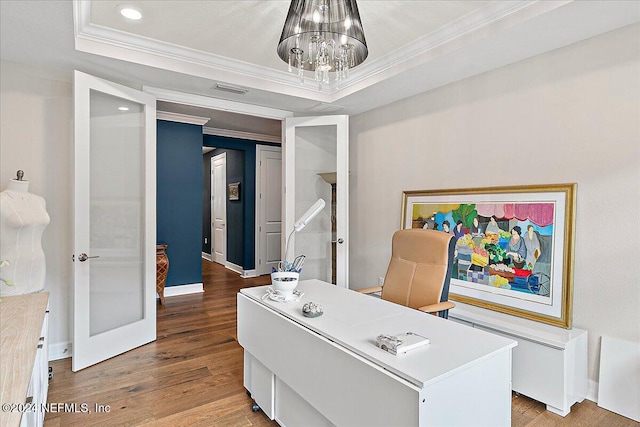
[88,1,491,71]
[1,0,639,134]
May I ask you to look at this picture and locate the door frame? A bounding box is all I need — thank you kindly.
[211,152,227,265]
[144,87,294,277]
[142,87,350,282]
[284,115,349,288]
[255,145,283,276]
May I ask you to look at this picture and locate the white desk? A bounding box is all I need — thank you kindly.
[238,280,517,427]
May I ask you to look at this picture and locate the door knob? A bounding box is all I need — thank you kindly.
[331,238,344,244]
[78,253,100,262]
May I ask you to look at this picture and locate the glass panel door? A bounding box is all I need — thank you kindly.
[284,116,348,287]
[88,90,145,335]
[73,71,156,371]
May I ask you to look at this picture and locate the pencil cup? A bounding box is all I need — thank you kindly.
[271,271,299,300]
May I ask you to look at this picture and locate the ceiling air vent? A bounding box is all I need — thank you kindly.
[307,102,345,114]
[212,83,249,95]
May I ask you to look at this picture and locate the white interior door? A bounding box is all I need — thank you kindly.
[284,116,349,288]
[212,153,227,265]
[73,71,156,371]
[256,145,282,275]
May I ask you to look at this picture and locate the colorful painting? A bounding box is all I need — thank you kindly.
[402,184,576,328]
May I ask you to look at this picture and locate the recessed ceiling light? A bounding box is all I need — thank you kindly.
[118,106,130,111]
[118,6,142,20]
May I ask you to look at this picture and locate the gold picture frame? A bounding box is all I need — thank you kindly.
[401,184,577,328]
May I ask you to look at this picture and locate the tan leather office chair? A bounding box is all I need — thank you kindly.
[358,229,456,318]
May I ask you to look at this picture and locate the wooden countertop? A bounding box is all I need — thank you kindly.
[0,292,49,427]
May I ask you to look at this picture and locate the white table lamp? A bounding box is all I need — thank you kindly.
[284,198,326,262]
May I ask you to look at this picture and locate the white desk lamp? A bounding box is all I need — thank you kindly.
[284,198,326,263]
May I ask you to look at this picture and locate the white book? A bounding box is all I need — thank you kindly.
[376,332,430,355]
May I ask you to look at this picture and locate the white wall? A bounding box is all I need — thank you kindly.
[1,61,73,357]
[349,24,640,385]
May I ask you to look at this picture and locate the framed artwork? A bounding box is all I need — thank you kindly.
[228,182,240,201]
[401,184,577,328]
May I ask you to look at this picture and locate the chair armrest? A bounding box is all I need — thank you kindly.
[417,301,455,314]
[355,286,383,294]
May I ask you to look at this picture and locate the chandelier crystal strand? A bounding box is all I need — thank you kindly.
[298,57,304,84]
[277,0,368,90]
[289,47,305,84]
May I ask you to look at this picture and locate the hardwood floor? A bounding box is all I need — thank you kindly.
[45,260,637,426]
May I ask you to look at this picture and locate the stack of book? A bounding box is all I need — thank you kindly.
[375,332,430,355]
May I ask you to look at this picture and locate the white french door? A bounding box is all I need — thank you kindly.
[73,71,156,371]
[284,115,349,288]
[212,153,227,265]
[257,146,282,275]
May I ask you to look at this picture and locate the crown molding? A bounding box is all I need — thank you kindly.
[157,111,210,126]
[203,127,281,144]
[355,1,551,76]
[74,0,334,100]
[332,0,571,101]
[75,0,566,101]
[144,86,293,120]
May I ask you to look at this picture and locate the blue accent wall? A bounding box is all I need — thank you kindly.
[157,120,203,287]
[224,149,245,266]
[202,135,279,270]
[202,154,212,254]
[202,148,245,266]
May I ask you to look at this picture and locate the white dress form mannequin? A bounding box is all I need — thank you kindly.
[0,175,50,296]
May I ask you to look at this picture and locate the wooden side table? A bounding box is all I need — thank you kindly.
[156,243,169,305]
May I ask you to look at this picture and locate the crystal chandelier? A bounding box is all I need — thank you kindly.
[277,0,368,90]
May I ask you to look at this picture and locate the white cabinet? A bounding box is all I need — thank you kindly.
[450,302,587,416]
[0,293,49,427]
[21,308,49,427]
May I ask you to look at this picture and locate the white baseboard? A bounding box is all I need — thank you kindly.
[201,252,212,261]
[241,269,258,278]
[225,262,257,278]
[49,341,72,361]
[225,261,244,275]
[163,283,204,297]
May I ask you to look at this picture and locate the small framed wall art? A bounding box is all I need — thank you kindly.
[228,182,240,201]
